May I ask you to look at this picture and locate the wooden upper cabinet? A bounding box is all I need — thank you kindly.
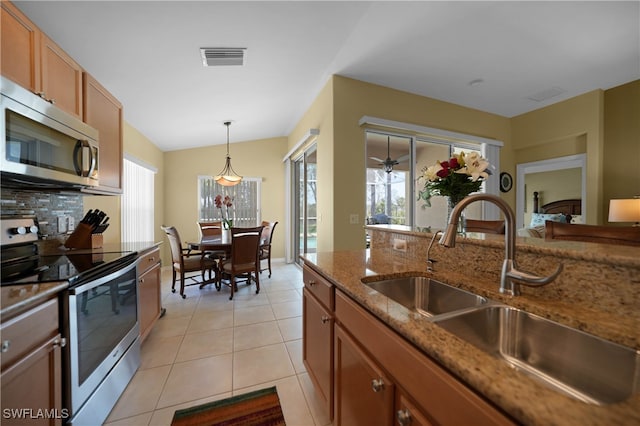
[40,33,83,119]
[1,1,41,92]
[1,2,83,119]
[83,72,123,193]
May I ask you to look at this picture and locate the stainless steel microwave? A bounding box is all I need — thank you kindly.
[1,76,99,189]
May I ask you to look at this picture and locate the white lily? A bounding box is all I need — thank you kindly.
[455,152,490,181]
[422,163,442,182]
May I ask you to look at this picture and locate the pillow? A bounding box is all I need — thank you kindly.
[570,215,583,224]
[530,213,566,228]
[518,227,543,238]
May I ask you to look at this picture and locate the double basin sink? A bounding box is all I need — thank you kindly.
[362,275,640,405]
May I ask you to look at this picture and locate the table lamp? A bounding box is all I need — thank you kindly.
[608,198,640,226]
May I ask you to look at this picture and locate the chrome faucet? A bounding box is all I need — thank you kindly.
[426,230,442,272]
[439,194,563,296]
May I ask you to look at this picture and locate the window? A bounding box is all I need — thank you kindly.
[121,157,156,243]
[198,177,262,227]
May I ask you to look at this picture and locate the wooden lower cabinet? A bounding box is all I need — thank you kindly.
[335,324,395,426]
[0,297,66,425]
[333,289,515,426]
[302,285,333,420]
[137,246,162,342]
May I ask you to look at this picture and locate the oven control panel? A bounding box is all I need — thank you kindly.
[0,218,39,246]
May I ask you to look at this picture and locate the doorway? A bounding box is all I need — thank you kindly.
[293,145,317,265]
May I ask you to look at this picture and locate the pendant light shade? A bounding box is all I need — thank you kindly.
[214,121,242,186]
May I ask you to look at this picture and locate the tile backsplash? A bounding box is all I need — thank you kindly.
[1,188,84,240]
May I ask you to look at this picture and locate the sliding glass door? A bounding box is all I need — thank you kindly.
[293,145,317,265]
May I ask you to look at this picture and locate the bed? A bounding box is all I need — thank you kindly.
[518,191,582,238]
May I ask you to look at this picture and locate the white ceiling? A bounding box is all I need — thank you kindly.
[14,1,640,152]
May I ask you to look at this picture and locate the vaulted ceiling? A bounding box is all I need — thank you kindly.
[14,1,640,151]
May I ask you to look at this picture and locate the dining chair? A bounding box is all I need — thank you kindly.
[197,220,227,261]
[161,225,217,299]
[259,221,278,278]
[219,226,264,300]
[464,219,505,234]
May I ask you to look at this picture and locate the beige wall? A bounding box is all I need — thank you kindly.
[162,136,288,262]
[287,78,335,252]
[603,80,640,220]
[511,90,605,223]
[329,75,512,250]
[85,122,165,257]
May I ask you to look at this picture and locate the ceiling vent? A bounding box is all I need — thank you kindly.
[526,87,566,102]
[200,47,246,67]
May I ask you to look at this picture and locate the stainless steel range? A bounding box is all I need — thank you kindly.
[1,217,141,426]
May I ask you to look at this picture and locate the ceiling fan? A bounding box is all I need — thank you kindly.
[369,136,410,173]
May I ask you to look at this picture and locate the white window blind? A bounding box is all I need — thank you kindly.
[121,157,156,242]
[198,177,261,227]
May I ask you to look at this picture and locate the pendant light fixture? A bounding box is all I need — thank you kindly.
[214,121,242,186]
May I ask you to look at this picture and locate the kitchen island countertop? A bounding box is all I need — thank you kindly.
[302,249,640,426]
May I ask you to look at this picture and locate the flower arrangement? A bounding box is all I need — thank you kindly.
[214,194,234,229]
[417,151,492,207]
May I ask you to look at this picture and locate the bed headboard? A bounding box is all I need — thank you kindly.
[533,191,581,222]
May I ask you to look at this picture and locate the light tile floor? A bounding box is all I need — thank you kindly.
[104,261,331,426]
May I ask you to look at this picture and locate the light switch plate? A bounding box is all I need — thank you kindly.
[57,216,67,233]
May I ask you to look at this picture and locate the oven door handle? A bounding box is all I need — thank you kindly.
[68,257,138,295]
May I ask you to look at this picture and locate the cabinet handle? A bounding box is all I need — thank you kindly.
[54,337,67,348]
[149,257,155,262]
[37,91,47,99]
[140,278,145,284]
[49,98,56,105]
[308,280,316,286]
[1,340,10,353]
[321,316,330,324]
[397,409,412,425]
[371,378,385,392]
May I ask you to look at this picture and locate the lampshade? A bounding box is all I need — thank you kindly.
[214,121,242,186]
[608,198,640,225]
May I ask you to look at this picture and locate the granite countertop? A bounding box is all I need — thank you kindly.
[302,249,640,426]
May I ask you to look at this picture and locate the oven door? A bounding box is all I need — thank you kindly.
[64,256,139,417]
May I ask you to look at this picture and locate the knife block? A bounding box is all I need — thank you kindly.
[64,223,103,249]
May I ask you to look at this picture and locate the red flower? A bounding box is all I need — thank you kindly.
[448,157,459,169]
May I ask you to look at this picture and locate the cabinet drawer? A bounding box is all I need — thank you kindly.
[303,265,334,311]
[1,298,59,369]
[138,247,160,275]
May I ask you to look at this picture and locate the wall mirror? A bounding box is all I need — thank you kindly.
[516,154,587,230]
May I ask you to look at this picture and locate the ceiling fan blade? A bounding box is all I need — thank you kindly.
[369,157,385,163]
[396,154,411,163]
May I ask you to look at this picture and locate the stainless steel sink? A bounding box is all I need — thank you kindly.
[363,276,487,317]
[433,305,640,404]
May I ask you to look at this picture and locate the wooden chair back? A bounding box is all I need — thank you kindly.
[198,221,223,238]
[161,225,185,266]
[259,221,278,277]
[229,226,264,272]
[545,221,640,246]
[465,219,505,235]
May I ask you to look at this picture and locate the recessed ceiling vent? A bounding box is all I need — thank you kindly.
[526,87,566,102]
[200,47,246,67]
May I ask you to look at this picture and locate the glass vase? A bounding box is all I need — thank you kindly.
[448,196,466,234]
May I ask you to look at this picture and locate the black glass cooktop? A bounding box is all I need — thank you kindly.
[1,250,137,286]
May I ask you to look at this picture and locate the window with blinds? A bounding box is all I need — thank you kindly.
[121,157,156,243]
[198,177,261,227]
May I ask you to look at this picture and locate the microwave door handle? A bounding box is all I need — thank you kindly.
[73,140,92,177]
[87,143,97,178]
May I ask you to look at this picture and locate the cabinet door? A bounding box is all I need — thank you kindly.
[302,288,333,420]
[1,1,41,91]
[1,334,65,426]
[83,72,123,193]
[40,33,83,119]
[334,324,394,426]
[138,261,161,342]
[395,391,435,426]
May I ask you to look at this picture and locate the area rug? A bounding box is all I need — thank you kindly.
[171,386,286,426]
